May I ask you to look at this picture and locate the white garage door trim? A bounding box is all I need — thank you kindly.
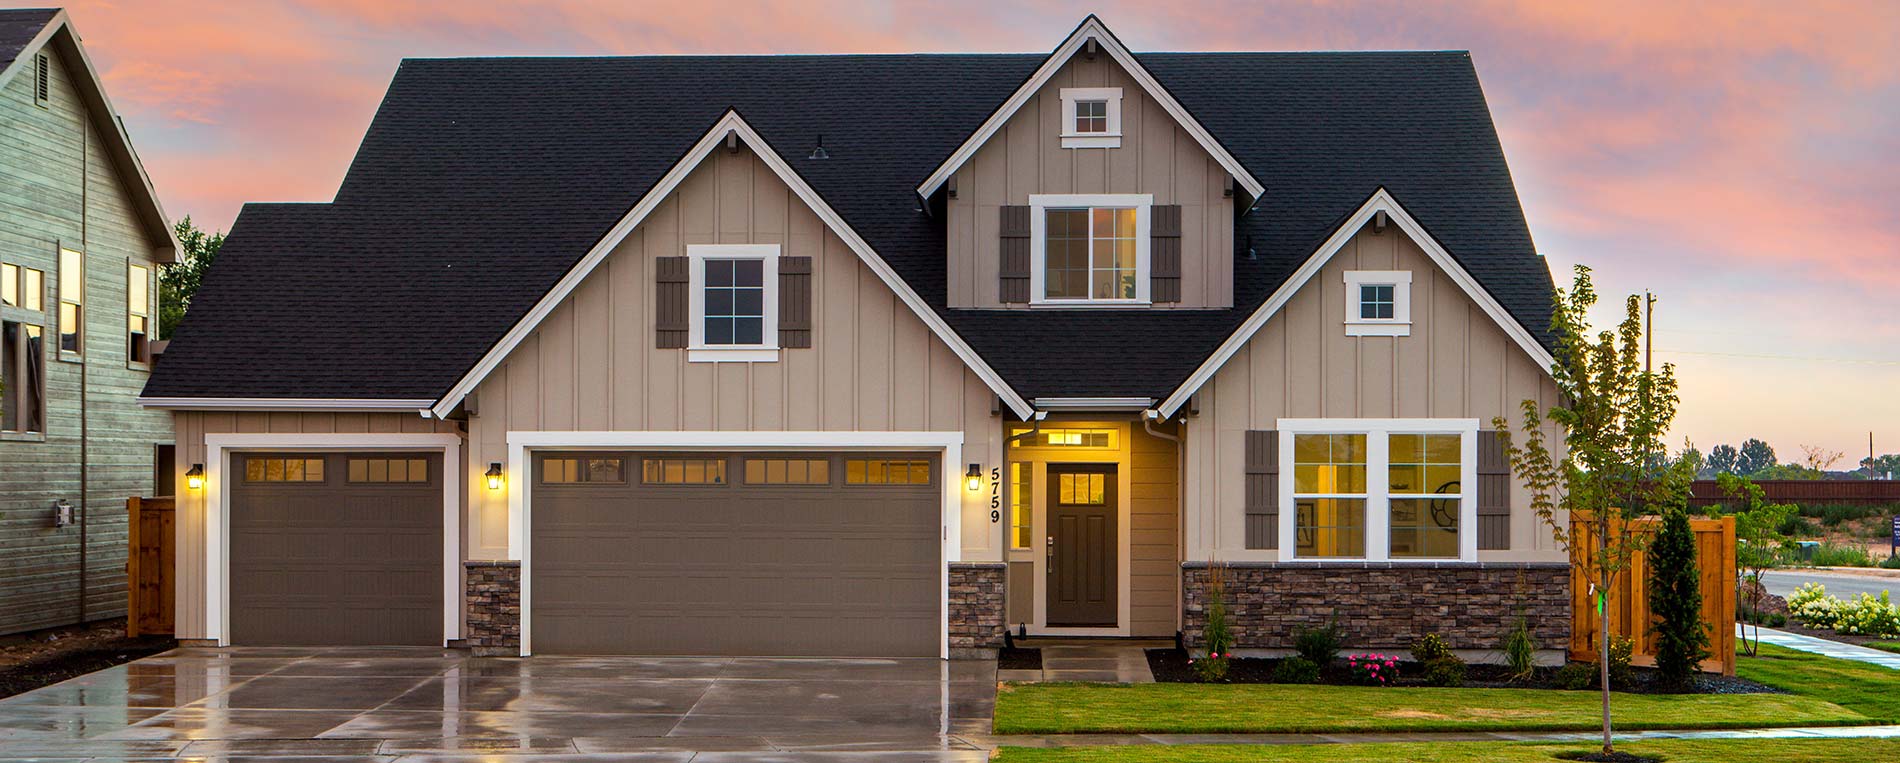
[505,430,966,659]
[201,433,463,647]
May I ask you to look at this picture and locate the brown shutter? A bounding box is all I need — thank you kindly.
[1477,430,1511,550]
[1245,430,1278,549]
[999,205,1031,303]
[1151,204,1182,303]
[655,256,689,349]
[778,256,813,348]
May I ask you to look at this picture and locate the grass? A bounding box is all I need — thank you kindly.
[993,739,1900,763]
[1736,643,1900,721]
[1867,641,1900,654]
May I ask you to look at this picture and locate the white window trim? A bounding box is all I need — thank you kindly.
[686,244,779,363]
[1344,270,1412,336]
[1059,87,1123,148]
[1276,418,1478,563]
[1028,193,1152,306]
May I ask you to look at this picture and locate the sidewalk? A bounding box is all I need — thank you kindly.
[1745,624,1900,670]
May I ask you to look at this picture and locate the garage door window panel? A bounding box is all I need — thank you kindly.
[744,457,831,485]
[246,457,326,483]
[642,457,729,485]
[542,456,627,485]
[845,459,932,485]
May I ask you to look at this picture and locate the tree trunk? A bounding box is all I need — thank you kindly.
[1600,562,1613,755]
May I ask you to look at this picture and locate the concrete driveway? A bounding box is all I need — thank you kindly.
[0,647,996,761]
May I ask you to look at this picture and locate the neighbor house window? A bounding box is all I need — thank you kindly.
[1343,271,1412,336]
[1,322,45,434]
[1058,87,1122,148]
[3,264,45,312]
[687,244,778,362]
[1279,419,1478,562]
[33,53,50,107]
[542,457,626,484]
[1009,462,1032,549]
[845,459,931,485]
[58,249,82,356]
[642,457,727,485]
[1030,194,1151,304]
[127,263,151,365]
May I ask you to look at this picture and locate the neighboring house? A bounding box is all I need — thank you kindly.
[144,16,1569,658]
[0,9,180,636]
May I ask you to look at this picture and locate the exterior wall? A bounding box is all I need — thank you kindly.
[948,562,1006,656]
[464,142,1007,563]
[944,51,1234,309]
[0,42,171,634]
[1184,221,1566,562]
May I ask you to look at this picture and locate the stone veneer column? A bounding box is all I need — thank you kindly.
[1182,562,1570,657]
[464,560,521,655]
[948,562,1007,658]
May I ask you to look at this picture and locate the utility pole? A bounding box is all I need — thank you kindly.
[1644,291,1656,375]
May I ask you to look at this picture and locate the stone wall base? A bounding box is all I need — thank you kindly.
[949,562,1007,653]
[464,560,521,652]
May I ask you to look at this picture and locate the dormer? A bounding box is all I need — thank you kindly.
[924,16,1262,310]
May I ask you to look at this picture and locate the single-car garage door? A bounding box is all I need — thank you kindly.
[532,452,940,656]
[229,452,442,646]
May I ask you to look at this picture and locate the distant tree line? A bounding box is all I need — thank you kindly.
[1678,438,1895,481]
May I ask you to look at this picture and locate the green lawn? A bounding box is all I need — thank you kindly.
[994,738,1900,763]
[1737,643,1900,720]
[1866,641,1900,655]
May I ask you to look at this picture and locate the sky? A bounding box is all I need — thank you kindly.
[32,0,1900,466]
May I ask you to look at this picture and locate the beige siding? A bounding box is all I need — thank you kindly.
[1183,221,1565,562]
[945,52,1234,309]
[1129,420,1180,637]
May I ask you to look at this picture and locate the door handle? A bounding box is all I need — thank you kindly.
[1046,534,1055,571]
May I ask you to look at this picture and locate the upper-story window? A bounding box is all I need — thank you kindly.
[687,244,778,362]
[1029,194,1150,305]
[1,322,45,434]
[2,263,45,312]
[58,249,82,357]
[1343,270,1412,336]
[1059,87,1122,148]
[127,263,152,366]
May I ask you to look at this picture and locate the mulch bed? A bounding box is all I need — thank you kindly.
[1555,751,1661,763]
[0,619,176,699]
[1145,648,1780,695]
[998,646,1042,671]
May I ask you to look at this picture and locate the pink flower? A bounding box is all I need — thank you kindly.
[1386,660,1396,668]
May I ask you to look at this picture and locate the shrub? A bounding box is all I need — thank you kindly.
[1647,507,1709,691]
[1554,661,1595,690]
[1881,554,1900,570]
[1293,619,1344,667]
[1777,514,1815,538]
[1345,652,1400,686]
[1192,561,1235,682]
[1788,582,1846,628]
[1836,592,1900,639]
[1608,635,1635,688]
[1421,655,1467,687]
[1410,633,1453,664]
[1810,542,1876,567]
[1271,656,1320,684]
[1502,616,1539,682]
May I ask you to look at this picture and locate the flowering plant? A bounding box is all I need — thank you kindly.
[1788,582,1845,629]
[1837,591,1900,638]
[1346,652,1400,686]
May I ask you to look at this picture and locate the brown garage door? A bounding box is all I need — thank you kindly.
[229,452,442,646]
[532,452,940,656]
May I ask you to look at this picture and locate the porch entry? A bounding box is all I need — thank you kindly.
[1046,462,1118,627]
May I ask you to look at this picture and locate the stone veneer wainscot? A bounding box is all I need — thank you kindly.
[464,560,521,655]
[949,562,1007,657]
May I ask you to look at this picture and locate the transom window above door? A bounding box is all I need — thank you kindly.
[687,244,779,362]
[1029,194,1151,305]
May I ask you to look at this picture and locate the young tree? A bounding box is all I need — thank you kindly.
[1648,505,1708,691]
[1676,444,1707,480]
[1799,445,1845,473]
[1707,444,1739,476]
[1706,474,1797,655]
[1737,438,1777,476]
[1495,265,1692,757]
[159,217,225,339]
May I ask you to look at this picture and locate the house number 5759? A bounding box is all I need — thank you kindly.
[989,466,1002,523]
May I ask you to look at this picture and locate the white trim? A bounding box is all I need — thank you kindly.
[1031,397,1155,411]
[1343,270,1413,337]
[686,244,779,362]
[1275,418,1478,564]
[502,430,966,659]
[198,432,463,647]
[1059,86,1123,149]
[1157,188,1558,417]
[1028,193,1152,305]
[917,15,1264,200]
[141,397,437,412]
[428,111,1035,421]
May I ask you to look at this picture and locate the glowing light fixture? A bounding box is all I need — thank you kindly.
[185,464,205,491]
[965,463,982,492]
[485,462,505,491]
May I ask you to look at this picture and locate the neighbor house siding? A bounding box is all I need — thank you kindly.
[1182,221,1564,562]
[0,43,170,635]
[944,52,1234,309]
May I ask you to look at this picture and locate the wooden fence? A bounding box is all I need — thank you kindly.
[126,496,174,637]
[1569,514,1736,675]
[1689,479,1900,507]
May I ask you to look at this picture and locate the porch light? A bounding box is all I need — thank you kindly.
[185,464,205,491]
[965,463,982,492]
[486,462,505,491]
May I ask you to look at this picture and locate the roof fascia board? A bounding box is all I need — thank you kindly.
[1156,188,1556,418]
[0,12,183,262]
[916,15,1264,201]
[140,397,437,412]
[428,110,1036,420]
[1031,397,1155,411]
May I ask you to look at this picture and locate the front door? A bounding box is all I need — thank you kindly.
[1047,463,1117,627]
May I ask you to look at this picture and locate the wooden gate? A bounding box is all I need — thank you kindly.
[126,496,174,637]
[1569,514,1736,675]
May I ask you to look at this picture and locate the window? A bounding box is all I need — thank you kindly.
[1,263,41,311]
[1030,194,1151,304]
[687,244,778,362]
[845,459,931,485]
[58,249,81,356]
[244,457,326,483]
[1058,87,1122,148]
[1009,462,1032,549]
[542,457,626,484]
[1057,471,1107,505]
[127,263,151,365]
[1,264,15,307]
[34,53,50,107]
[744,458,831,485]
[1279,420,1477,562]
[1,322,45,434]
[348,458,429,484]
[641,457,727,485]
[1343,271,1412,336]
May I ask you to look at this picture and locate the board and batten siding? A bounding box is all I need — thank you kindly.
[944,51,1234,309]
[1182,221,1565,562]
[0,44,171,635]
[464,142,1007,562]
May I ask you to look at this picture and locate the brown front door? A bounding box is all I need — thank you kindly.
[1047,463,1117,627]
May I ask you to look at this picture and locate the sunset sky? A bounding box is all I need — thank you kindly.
[36,0,1900,466]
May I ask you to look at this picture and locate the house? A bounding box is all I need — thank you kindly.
[143,16,1570,658]
[0,8,180,636]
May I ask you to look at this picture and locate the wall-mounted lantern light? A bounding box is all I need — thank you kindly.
[486,462,505,491]
[965,463,982,492]
[185,464,205,491]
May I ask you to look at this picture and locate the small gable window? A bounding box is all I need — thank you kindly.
[1028,194,1151,305]
[1059,87,1122,148]
[1343,271,1412,336]
[687,244,778,362]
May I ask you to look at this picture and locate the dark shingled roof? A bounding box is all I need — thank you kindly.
[146,50,1553,404]
[0,8,56,74]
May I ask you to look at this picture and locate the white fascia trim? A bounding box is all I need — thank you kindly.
[428,110,1034,421]
[916,15,1265,201]
[1157,188,1558,418]
[141,397,437,412]
[1032,397,1156,411]
[1029,193,1152,306]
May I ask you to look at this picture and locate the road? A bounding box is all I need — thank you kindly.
[1759,569,1897,600]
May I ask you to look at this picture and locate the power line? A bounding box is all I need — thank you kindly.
[1654,348,1900,366]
